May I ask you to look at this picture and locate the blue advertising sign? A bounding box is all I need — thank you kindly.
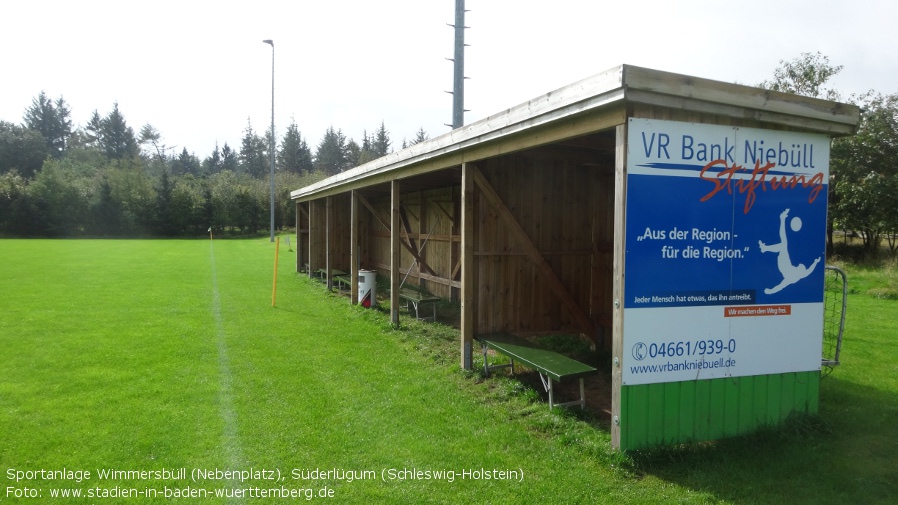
[622,119,828,385]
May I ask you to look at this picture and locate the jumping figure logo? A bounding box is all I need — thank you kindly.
[758,208,821,294]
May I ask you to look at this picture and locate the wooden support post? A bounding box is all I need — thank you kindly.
[297,203,309,275]
[308,200,315,279]
[325,196,333,291]
[611,123,627,450]
[390,180,401,326]
[350,190,359,305]
[460,163,474,369]
[296,202,302,273]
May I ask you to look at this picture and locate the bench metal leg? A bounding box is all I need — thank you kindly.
[547,375,555,409]
[579,378,585,409]
[538,373,586,410]
[481,344,514,378]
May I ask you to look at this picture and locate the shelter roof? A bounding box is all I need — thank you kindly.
[291,64,860,202]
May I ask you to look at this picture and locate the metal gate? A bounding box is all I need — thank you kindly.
[822,265,847,371]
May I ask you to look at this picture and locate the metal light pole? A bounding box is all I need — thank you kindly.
[451,0,466,129]
[263,39,275,242]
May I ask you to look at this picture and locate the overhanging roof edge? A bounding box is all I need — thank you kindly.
[292,66,627,201]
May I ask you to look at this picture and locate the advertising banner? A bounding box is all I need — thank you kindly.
[622,118,828,385]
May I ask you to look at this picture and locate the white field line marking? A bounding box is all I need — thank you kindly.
[209,242,245,502]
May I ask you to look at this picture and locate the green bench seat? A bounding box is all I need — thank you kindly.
[397,288,440,321]
[332,275,352,292]
[315,268,347,280]
[476,332,598,409]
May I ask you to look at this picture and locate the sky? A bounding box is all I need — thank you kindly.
[3,0,897,160]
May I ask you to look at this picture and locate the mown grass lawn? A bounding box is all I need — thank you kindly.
[1,238,895,504]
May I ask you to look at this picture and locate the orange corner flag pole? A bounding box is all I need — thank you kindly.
[272,236,280,307]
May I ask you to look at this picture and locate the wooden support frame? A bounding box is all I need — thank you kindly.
[307,200,316,279]
[460,163,474,369]
[390,180,401,326]
[358,193,441,283]
[325,196,333,291]
[350,190,359,305]
[399,204,435,276]
[472,167,597,341]
[611,123,627,449]
[295,201,303,273]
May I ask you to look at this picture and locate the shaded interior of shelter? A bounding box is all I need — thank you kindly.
[297,128,619,417]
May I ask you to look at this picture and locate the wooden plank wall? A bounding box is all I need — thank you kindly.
[473,152,614,339]
[329,193,352,272]
[307,194,352,274]
[296,202,309,273]
[364,186,459,300]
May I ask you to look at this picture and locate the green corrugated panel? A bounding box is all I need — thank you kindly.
[662,381,680,444]
[694,379,712,442]
[619,371,821,451]
[708,379,727,440]
[766,373,783,424]
[647,382,667,442]
[808,371,820,413]
[678,380,696,444]
[723,377,741,437]
[737,375,755,433]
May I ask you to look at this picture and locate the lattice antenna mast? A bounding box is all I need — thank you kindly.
[446,0,470,129]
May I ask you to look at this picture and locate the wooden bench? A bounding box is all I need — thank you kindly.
[475,332,598,410]
[398,288,441,321]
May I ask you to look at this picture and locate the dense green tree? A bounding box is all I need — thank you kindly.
[90,176,122,236]
[204,142,222,174]
[402,127,430,149]
[22,92,71,156]
[0,171,31,234]
[23,92,73,157]
[105,163,155,234]
[220,142,238,172]
[171,148,201,176]
[831,92,898,255]
[410,127,429,146]
[239,119,269,178]
[84,110,104,149]
[197,183,214,233]
[138,123,165,158]
[345,138,362,167]
[27,159,92,236]
[357,130,378,165]
[100,103,139,160]
[759,51,843,101]
[314,126,348,175]
[0,121,49,178]
[371,121,391,157]
[278,119,313,174]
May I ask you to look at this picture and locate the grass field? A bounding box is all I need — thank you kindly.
[1,238,895,504]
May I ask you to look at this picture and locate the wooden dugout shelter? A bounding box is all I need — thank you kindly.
[291,64,860,450]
